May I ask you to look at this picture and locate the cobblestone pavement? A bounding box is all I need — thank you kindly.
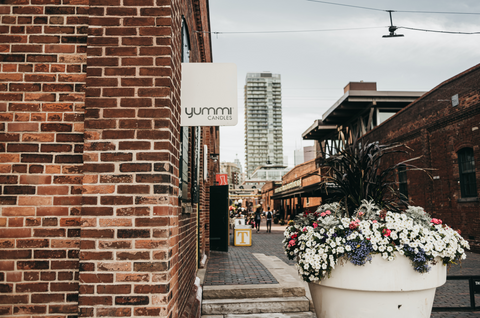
[204,223,480,316]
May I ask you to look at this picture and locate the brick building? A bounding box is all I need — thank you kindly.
[0,1,218,317]
[363,63,480,252]
[266,159,323,220]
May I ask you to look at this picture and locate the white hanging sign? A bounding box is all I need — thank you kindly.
[181,63,238,126]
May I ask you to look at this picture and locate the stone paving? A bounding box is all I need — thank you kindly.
[203,223,480,316]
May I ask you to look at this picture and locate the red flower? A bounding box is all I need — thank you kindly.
[382,228,391,237]
[349,221,358,230]
[430,218,442,225]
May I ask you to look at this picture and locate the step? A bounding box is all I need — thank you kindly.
[203,285,305,300]
[202,312,314,318]
[201,296,310,315]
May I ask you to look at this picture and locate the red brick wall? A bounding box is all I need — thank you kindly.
[266,159,323,219]
[363,64,480,251]
[0,1,87,316]
[1,1,214,317]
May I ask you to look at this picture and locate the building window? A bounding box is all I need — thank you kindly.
[179,17,190,201]
[179,127,189,200]
[398,164,408,200]
[458,148,477,198]
[181,17,190,63]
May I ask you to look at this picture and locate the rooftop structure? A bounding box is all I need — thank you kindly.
[302,81,425,157]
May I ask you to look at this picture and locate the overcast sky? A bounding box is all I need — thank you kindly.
[209,0,480,171]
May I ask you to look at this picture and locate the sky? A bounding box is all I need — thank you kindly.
[209,0,480,171]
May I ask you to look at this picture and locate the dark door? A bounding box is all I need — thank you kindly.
[209,185,229,252]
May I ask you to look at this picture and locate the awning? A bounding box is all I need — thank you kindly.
[271,183,341,200]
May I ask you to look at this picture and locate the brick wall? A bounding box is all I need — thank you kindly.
[364,64,480,251]
[265,159,323,219]
[1,1,214,317]
[0,1,87,317]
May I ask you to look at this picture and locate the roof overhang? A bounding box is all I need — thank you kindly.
[302,119,337,141]
[302,90,425,141]
[270,183,341,200]
[321,90,424,126]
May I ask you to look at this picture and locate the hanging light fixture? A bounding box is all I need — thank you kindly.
[383,10,404,38]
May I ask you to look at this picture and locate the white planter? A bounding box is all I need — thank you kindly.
[308,254,446,318]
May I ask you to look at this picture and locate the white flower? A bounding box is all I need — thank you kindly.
[287,202,469,283]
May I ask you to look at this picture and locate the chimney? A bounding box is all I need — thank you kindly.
[344,81,377,93]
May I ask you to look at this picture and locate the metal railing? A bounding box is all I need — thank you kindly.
[432,275,480,312]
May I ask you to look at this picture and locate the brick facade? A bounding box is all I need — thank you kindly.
[0,1,215,317]
[363,63,480,252]
[263,159,322,220]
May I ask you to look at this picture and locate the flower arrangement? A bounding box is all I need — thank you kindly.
[283,139,469,283]
[283,201,469,283]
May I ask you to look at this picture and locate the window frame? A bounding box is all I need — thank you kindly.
[179,17,191,202]
[458,147,478,198]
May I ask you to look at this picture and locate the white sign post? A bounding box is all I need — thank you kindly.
[181,63,238,126]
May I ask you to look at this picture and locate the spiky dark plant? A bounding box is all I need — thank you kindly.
[319,139,430,218]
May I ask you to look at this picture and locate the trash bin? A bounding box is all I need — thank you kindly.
[234,225,252,246]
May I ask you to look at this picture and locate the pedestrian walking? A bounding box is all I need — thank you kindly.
[254,206,262,232]
[265,206,272,233]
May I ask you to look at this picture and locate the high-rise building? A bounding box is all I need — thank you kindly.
[244,72,283,178]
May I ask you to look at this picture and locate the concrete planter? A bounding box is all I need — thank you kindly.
[308,253,446,318]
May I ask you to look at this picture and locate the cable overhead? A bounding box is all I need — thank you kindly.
[399,26,480,35]
[195,25,479,36]
[306,1,480,37]
[199,2,480,37]
[306,0,480,15]
[306,0,384,12]
[194,26,384,35]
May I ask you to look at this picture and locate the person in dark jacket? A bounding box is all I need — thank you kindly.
[254,206,262,232]
[265,206,272,233]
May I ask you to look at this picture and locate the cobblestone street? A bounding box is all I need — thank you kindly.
[204,223,480,316]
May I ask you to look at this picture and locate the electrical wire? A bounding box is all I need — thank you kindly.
[306,0,384,12]
[306,0,480,15]
[195,26,385,35]
[199,2,480,36]
[399,26,480,35]
[196,25,480,35]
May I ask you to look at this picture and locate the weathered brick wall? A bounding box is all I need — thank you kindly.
[1,0,214,317]
[0,1,87,316]
[364,64,480,250]
[263,159,323,219]
[81,0,181,316]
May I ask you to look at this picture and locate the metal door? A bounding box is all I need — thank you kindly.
[209,185,229,252]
